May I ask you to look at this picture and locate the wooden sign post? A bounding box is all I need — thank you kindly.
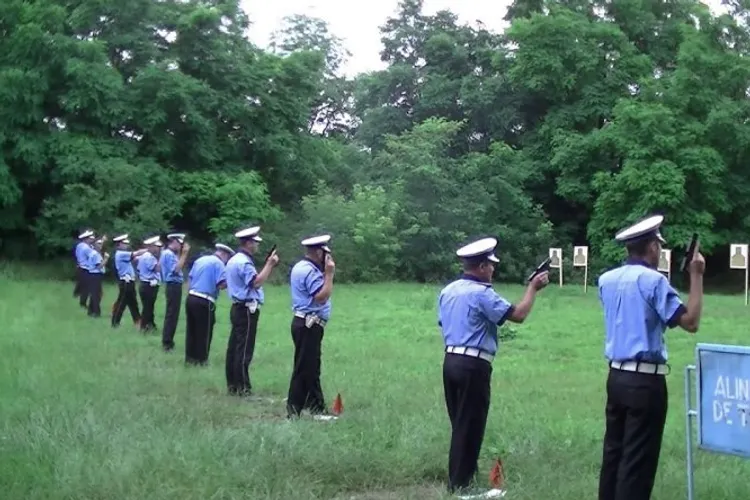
[573,246,588,293]
[729,243,749,306]
[658,249,671,282]
[549,247,563,287]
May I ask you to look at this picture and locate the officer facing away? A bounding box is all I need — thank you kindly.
[225,226,279,397]
[598,215,704,500]
[438,237,549,498]
[184,243,232,366]
[111,234,147,328]
[287,234,336,421]
[160,233,191,352]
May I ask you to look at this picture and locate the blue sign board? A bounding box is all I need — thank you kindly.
[696,343,750,458]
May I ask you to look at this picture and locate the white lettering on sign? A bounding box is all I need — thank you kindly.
[714,376,750,400]
[712,376,750,427]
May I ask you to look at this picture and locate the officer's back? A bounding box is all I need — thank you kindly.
[598,257,686,365]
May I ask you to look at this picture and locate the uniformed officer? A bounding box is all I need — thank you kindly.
[287,234,336,420]
[137,236,162,333]
[225,226,280,397]
[184,243,232,366]
[73,229,95,302]
[160,233,191,352]
[111,235,147,328]
[597,215,704,500]
[438,237,549,497]
[86,238,110,318]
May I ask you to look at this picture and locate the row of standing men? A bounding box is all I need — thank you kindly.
[72,226,339,420]
[72,214,702,499]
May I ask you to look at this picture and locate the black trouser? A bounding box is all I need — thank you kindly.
[73,267,85,298]
[78,270,91,308]
[287,316,326,416]
[138,282,159,332]
[226,303,261,395]
[162,283,183,350]
[443,352,492,493]
[598,368,668,500]
[87,273,103,317]
[184,294,216,365]
[112,280,141,327]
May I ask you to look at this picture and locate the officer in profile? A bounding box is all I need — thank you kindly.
[137,236,162,333]
[73,229,95,302]
[438,237,549,497]
[160,233,191,352]
[225,226,279,398]
[111,234,147,328]
[287,234,336,421]
[597,215,704,500]
[86,238,109,318]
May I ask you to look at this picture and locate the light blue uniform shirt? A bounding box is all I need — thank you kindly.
[290,258,331,321]
[114,250,136,281]
[437,274,514,356]
[88,250,105,274]
[225,251,264,303]
[188,255,227,300]
[598,259,686,364]
[160,248,183,284]
[75,242,92,269]
[137,252,160,283]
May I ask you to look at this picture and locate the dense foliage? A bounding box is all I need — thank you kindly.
[2,0,750,284]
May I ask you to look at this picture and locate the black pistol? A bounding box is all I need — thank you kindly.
[527,257,552,283]
[265,244,277,262]
[680,233,699,273]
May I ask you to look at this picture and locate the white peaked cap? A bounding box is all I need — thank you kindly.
[113,234,128,243]
[301,234,331,252]
[615,215,666,244]
[144,236,161,246]
[167,233,186,242]
[122,239,130,244]
[79,229,94,239]
[155,241,163,247]
[215,243,235,255]
[456,237,500,263]
[235,226,262,242]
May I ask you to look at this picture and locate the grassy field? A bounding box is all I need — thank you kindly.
[1,271,749,500]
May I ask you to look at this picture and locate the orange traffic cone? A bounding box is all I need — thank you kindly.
[331,393,343,416]
[489,457,505,489]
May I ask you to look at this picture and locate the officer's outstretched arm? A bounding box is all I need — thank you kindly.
[506,283,541,324]
[480,282,540,326]
[504,272,548,324]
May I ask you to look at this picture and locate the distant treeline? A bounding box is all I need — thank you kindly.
[2,0,750,286]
